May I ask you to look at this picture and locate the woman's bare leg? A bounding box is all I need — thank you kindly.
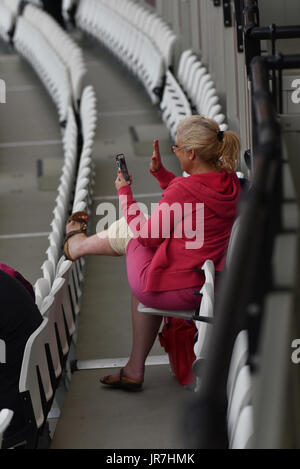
[104,294,162,383]
[67,220,161,384]
[125,294,163,381]
[66,220,120,259]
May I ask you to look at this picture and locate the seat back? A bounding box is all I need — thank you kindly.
[51,275,75,338]
[226,330,253,449]
[227,330,249,406]
[226,216,241,269]
[193,260,215,379]
[227,365,252,447]
[231,405,254,449]
[0,4,14,43]
[42,279,70,360]
[0,409,14,449]
[40,295,62,383]
[18,317,53,430]
[34,277,51,310]
[177,49,194,85]
[41,259,56,287]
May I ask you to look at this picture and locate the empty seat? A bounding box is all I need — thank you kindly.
[2,0,22,15]
[0,4,14,43]
[14,17,71,124]
[40,296,62,383]
[0,409,14,449]
[160,70,192,141]
[76,0,167,104]
[18,317,53,438]
[42,289,69,360]
[34,277,51,309]
[231,405,254,449]
[227,365,252,447]
[193,282,214,362]
[177,49,196,86]
[227,330,249,408]
[23,4,87,105]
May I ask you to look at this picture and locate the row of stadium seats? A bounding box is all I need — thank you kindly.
[178,50,226,127]
[222,140,298,449]
[100,0,177,69]
[160,70,193,141]
[0,4,97,447]
[63,0,177,70]
[0,0,42,43]
[0,0,22,15]
[0,2,87,122]
[35,85,97,336]
[159,48,227,142]
[23,4,86,107]
[14,16,71,125]
[76,0,176,104]
[0,2,14,42]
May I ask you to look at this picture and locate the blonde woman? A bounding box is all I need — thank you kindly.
[64,116,242,390]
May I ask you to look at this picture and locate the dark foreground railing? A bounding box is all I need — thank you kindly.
[181,56,282,449]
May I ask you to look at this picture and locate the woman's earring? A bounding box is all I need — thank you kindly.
[189,157,193,160]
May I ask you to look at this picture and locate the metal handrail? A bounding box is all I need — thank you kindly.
[250,25,300,41]
[243,0,300,70]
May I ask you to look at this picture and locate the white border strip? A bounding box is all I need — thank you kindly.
[76,354,169,371]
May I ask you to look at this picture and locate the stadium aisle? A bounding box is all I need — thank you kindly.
[50,34,188,449]
[0,41,63,284]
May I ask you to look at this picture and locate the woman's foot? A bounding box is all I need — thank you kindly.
[64,212,89,261]
[99,366,144,391]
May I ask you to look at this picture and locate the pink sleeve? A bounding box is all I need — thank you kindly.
[118,184,179,248]
[150,165,177,190]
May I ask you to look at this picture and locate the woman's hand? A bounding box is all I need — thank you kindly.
[115,170,132,190]
[150,139,162,173]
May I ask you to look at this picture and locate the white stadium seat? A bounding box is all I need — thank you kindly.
[0,3,14,43]
[23,4,87,106]
[0,409,14,449]
[14,17,71,124]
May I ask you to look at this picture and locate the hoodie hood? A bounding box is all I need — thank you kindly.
[174,170,241,218]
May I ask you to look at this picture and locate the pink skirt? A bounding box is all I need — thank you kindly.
[126,238,202,311]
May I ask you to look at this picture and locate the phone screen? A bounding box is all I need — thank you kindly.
[116,154,130,183]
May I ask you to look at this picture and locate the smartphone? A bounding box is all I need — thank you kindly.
[116,153,130,183]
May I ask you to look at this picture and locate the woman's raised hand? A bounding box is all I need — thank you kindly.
[115,170,132,190]
[150,139,162,173]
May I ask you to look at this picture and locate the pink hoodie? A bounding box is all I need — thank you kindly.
[118,166,241,292]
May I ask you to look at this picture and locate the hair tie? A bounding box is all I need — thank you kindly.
[217,130,224,142]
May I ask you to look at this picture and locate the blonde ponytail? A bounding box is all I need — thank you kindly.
[177,115,241,173]
[218,130,241,172]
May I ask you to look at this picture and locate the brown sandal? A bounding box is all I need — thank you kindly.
[99,368,143,391]
[64,211,89,261]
